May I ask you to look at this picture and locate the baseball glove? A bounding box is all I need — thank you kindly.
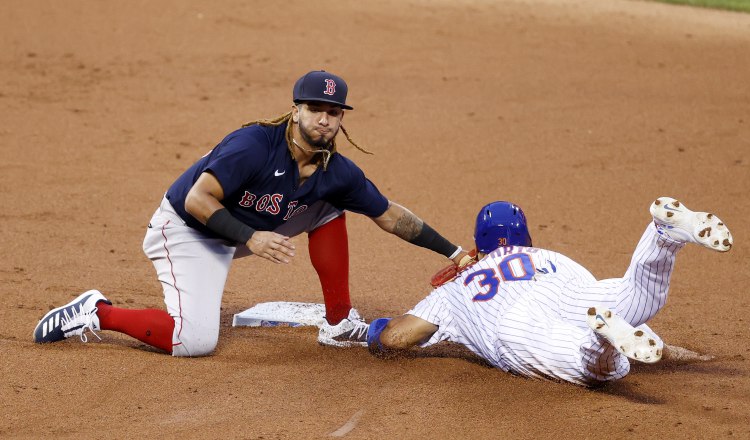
[430,248,479,288]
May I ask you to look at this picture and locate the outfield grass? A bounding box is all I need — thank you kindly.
[652,0,750,13]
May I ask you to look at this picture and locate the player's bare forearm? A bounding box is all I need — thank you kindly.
[371,202,423,240]
[185,172,227,224]
[372,201,462,261]
[380,315,438,350]
[185,172,295,263]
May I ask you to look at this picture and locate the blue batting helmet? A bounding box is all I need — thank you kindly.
[474,201,532,253]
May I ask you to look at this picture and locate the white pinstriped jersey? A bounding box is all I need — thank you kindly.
[408,224,677,386]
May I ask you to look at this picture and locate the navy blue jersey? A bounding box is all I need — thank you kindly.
[165,122,389,240]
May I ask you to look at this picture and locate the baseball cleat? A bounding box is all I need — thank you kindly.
[587,307,662,364]
[33,290,111,343]
[650,197,732,252]
[318,308,370,348]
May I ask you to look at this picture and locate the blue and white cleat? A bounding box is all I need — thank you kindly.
[33,290,111,343]
[650,197,732,252]
[587,307,662,364]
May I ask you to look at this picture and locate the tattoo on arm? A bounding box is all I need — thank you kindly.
[392,212,424,241]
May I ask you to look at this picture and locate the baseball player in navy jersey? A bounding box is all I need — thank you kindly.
[366,197,733,387]
[33,70,469,356]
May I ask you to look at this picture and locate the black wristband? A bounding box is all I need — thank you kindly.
[407,222,458,258]
[205,208,256,244]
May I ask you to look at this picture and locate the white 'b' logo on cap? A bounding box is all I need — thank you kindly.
[324,79,336,96]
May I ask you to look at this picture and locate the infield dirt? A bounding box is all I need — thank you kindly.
[2,0,749,438]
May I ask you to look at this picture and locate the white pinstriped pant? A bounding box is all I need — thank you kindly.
[409,224,681,386]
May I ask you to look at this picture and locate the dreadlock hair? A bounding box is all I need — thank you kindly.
[241,109,373,170]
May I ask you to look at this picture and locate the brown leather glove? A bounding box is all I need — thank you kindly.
[430,248,479,288]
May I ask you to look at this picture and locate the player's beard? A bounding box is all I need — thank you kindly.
[298,120,337,150]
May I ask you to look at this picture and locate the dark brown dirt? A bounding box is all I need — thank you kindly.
[2,0,749,438]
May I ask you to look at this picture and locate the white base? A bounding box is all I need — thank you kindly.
[232,302,326,328]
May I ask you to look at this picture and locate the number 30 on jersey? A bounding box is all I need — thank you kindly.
[464,254,535,301]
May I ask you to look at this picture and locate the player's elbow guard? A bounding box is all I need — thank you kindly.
[366,318,392,358]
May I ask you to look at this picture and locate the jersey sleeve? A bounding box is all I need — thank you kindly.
[203,127,270,196]
[407,287,455,347]
[326,155,389,217]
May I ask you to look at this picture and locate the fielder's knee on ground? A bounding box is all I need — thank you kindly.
[171,324,220,357]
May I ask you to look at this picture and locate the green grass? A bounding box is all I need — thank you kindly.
[652,0,750,13]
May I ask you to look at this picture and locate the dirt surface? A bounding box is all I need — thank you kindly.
[2,0,749,438]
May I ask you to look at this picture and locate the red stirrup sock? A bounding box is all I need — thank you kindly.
[96,302,175,353]
[309,213,352,325]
